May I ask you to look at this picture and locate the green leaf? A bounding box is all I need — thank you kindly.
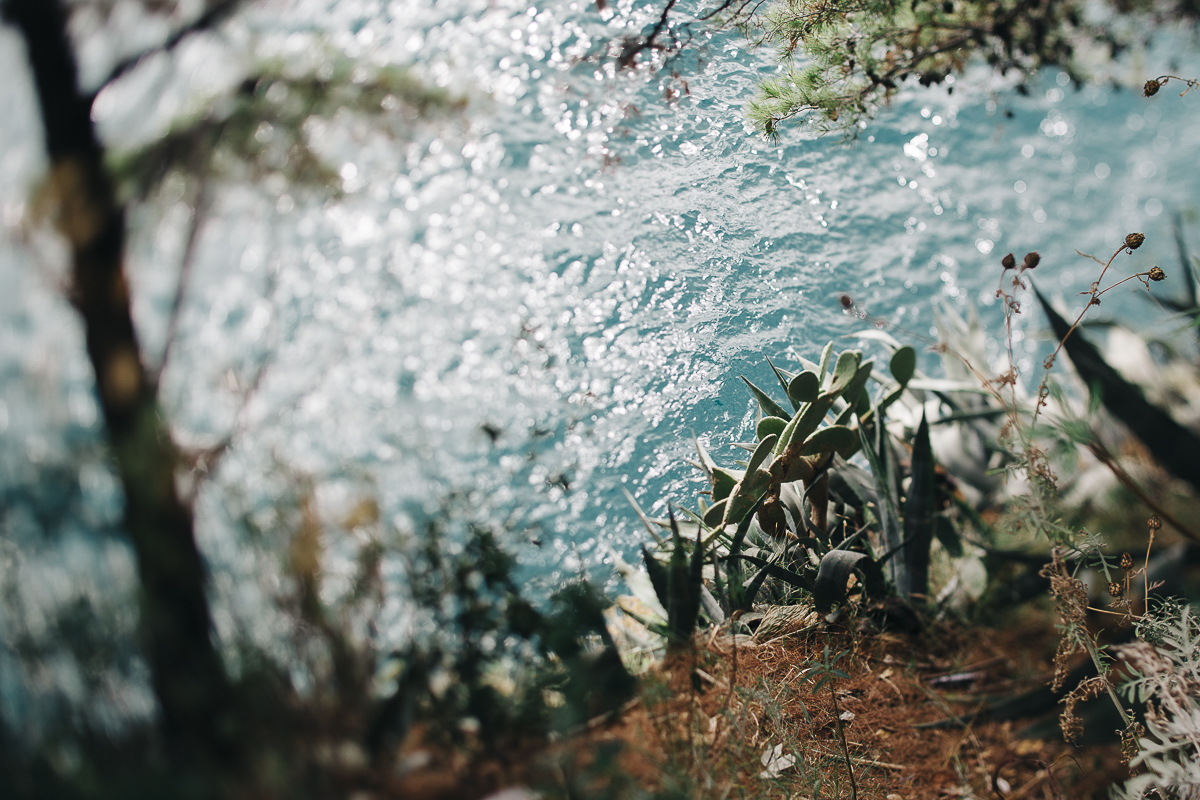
[934,515,963,558]
[711,467,743,502]
[766,357,799,408]
[889,345,917,387]
[827,350,862,395]
[624,488,665,545]
[703,497,729,528]
[727,553,815,592]
[900,412,936,601]
[799,425,856,456]
[642,544,671,611]
[757,416,789,442]
[813,549,883,611]
[1038,289,1200,495]
[788,370,821,405]
[745,433,778,477]
[741,376,792,421]
[817,341,835,382]
[836,361,874,414]
[694,436,717,478]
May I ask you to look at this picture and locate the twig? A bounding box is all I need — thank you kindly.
[1086,441,1200,545]
[95,0,246,94]
[154,165,210,384]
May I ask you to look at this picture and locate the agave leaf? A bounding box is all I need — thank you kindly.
[889,346,917,388]
[642,544,671,611]
[934,515,963,558]
[694,436,717,479]
[813,550,883,612]
[665,511,701,646]
[901,412,936,601]
[817,341,835,383]
[757,416,788,442]
[929,407,1005,425]
[766,357,799,408]
[906,378,990,394]
[1173,213,1196,308]
[741,376,792,421]
[858,411,904,593]
[624,488,665,545]
[1037,289,1200,495]
[846,328,902,348]
[729,553,815,592]
[787,370,821,406]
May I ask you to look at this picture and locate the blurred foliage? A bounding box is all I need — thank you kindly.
[108,56,466,201]
[718,0,1200,136]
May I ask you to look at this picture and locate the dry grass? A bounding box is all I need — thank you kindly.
[549,609,1133,799]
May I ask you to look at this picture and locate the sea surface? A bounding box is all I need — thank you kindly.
[1,0,1198,736]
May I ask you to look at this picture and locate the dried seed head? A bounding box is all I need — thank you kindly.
[1125,232,1146,250]
[1108,581,1122,598]
[1120,552,1133,569]
[1022,251,1040,269]
[1002,252,1016,270]
[1144,79,1161,97]
[1148,266,1165,282]
[1148,515,1162,530]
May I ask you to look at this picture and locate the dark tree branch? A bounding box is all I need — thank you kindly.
[1,0,236,763]
[94,0,245,97]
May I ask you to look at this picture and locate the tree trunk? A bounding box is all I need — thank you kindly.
[2,0,234,762]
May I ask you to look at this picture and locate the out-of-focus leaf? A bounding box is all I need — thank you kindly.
[845,328,902,348]
[728,553,814,592]
[827,350,862,395]
[642,544,670,612]
[741,376,791,421]
[624,488,664,545]
[901,412,936,600]
[890,346,916,387]
[858,411,904,593]
[934,515,963,558]
[1038,289,1200,495]
[813,550,883,612]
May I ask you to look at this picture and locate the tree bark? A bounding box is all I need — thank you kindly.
[2,0,234,761]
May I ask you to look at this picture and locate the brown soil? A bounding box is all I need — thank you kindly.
[563,613,1132,799]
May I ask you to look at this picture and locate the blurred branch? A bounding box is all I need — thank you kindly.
[94,0,246,95]
[2,0,237,761]
[153,167,210,384]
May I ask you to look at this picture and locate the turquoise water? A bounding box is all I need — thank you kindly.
[1,0,1199,734]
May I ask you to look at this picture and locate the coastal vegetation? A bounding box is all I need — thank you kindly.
[2,0,1200,798]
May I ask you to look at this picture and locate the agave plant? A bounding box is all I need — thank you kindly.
[633,341,967,646]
